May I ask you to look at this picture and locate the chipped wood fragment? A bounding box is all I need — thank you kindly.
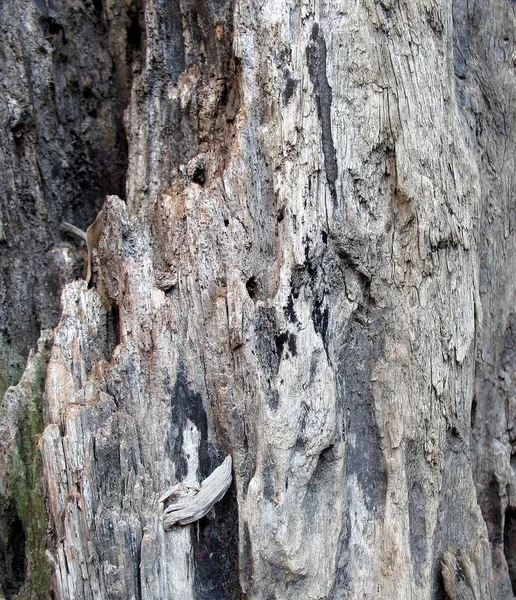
[158,481,201,504]
[161,455,232,528]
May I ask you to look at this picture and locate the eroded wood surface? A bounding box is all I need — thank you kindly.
[162,455,233,527]
[0,0,516,599]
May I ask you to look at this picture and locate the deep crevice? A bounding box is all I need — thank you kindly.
[246,276,258,299]
[106,306,120,360]
[306,23,338,206]
[92,0,103,18]
[504,506,516,594]
[0,500,27,599]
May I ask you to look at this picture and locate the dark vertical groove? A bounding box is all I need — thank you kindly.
[0,501,26,599]
[504,507,516,594]
[306,23,338,206]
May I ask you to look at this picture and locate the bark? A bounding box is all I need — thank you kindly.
[0,0,515,599]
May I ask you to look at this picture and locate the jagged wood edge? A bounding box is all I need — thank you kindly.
[162,455,233,528]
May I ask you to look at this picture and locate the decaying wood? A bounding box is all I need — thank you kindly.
[158,481,201,504]
[1,0,516,598]
[0,0,130,395]
[162,455,233,528]
[441,546,495,600]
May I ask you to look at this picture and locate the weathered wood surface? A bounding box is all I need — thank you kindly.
[162,455,233,527]
[0,0,131,394]
[0,0,516,599]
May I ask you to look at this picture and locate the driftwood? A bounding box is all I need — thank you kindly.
[161,455,233,528]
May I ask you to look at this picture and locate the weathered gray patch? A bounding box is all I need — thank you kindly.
[431,431,473,599]
[407,466,427,585]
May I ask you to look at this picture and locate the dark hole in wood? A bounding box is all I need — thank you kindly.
[41,16,64,37]
[504,506,516,594]
[191,164,205,186]
[0,505,26,598]
[164,284,176,297]
[107,306,120,359]
[92,0,103,16]
[127,11,142,53]
[246,276,258,299]
[470,395,477,428]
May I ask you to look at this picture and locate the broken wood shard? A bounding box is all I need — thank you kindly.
[158,481,201,504]
[162,455,232,528]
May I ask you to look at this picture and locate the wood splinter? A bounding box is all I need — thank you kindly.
[161,455,232,528]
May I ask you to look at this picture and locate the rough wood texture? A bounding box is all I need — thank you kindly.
[441,547,492,600]
[0,0,516,599]
[0,0,134,392]
[162,455,233,527]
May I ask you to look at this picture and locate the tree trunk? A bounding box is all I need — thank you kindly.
[1,0,515,599]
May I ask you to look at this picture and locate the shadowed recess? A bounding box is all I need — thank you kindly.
[306,23,338,205]
[504,506,516,595]
[0,499,26,599]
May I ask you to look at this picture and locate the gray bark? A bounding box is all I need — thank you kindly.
[1,0,516,599]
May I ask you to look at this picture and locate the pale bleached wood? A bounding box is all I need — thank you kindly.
[158,481,201,504]
[162,455,233,528]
